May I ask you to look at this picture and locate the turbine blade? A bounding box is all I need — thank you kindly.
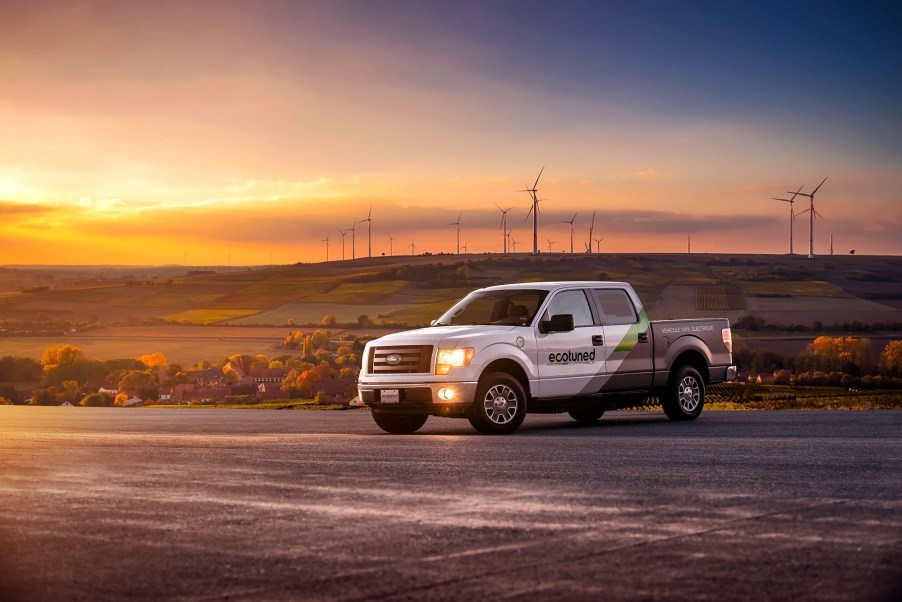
[811,176,828,196]
[532,166,545,189]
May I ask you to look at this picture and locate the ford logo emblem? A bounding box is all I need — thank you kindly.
[385,354,403,365]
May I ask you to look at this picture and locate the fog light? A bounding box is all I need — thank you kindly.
[437,388,455,401]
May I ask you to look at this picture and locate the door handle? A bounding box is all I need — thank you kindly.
[638,332,648,343]
[592,335,604,346]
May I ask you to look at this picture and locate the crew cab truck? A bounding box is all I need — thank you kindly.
[357,281,736,434]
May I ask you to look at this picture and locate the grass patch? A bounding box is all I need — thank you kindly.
[706,383,902,410]
[740,280,852,298]
[165,309,260,324]
[303,280,409,304]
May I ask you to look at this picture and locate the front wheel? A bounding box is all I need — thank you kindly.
[468,372,527,434]
[661,365,704,421]
[371,411,428,434]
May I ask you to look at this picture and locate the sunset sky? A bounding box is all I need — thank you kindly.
[1,0,900,265]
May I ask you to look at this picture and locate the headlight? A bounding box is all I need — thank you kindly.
[435,347,475,375]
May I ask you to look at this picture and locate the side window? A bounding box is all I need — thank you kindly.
[593,289,638,325]
[545,290,594,327]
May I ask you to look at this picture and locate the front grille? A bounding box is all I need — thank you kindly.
[368,345,434,374]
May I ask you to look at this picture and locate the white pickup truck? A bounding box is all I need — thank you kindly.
[358,281,736,434]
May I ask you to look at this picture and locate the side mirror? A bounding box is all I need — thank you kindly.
[539,314,575,334]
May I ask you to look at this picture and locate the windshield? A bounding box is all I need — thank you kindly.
[433,289,549,326]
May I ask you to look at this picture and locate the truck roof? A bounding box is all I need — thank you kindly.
[477,281,631,292]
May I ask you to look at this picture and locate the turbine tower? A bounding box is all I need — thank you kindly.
[772,185,804,255]
[388,232,395,257]
[546,238,555,253]
[348,219,357,260]
[448,212,461,254]
[521,167,544,255]
[511,237,518,253]
[409,239,416,255]
[461,241,468,254]
[585,210,596,253]
[594,236,604,253]
[496,204,513,254]
[338,228,348,261]
[791,177,827,259]
[562,213,577,253]
[322,234,330,262]
[361,205,373,258]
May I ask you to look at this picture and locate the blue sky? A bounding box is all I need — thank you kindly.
[1,0,899,262]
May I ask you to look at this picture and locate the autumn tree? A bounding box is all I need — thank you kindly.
[880,340,902,376]
[117,370,156,395]
[805,336,874,374]
[227,354,254,374]
[321,314,336,327]
[0,356,42,381]
[138,352,168,371]
[295,368,321,397]
[60,380,81,403]
[40,345,86,371]
[81,392,111,407]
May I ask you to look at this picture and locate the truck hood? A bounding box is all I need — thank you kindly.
[370,325,521,348]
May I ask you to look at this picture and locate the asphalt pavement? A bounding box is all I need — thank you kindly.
[1,407,900,601]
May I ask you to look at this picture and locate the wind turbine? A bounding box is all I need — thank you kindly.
[361,205,373,258]
[348,219,357,260]
[409,239,416,255]
[322,233,330,262]
[772,185,804,255]
[521,166,544,255]
[511,237,518,253]
[585,210,596,253]
[388,232,395,257]
[505,226,513,255]
[338,229,348,261]
[562,213,577,253]
[594,237,605,253]
[448,212,461,254]
[461,241,468,254]
[791,177,827,259]
[496,204,513,254]
[546,238,556,253]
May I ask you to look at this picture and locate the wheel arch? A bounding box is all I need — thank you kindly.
[669,350,709,385]
[481,358,532,398]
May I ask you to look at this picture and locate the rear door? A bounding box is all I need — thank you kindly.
[590,287,653,390]
[535,288,607,398]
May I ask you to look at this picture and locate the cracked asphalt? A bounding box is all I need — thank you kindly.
[1,407,900,601]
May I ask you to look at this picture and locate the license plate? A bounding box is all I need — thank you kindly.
[380,389,400,403]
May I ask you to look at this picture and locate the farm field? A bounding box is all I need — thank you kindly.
[2,253,900,364]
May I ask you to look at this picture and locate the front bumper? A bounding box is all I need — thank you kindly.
[357,380,479,414]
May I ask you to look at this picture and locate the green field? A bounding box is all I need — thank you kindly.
[165,309,260,324]
[739,280,852,297]
[0,334,287,365]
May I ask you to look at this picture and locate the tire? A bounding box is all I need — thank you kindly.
[468,372,527,434]
[568,406,606,423]
[371,411,428,434]
[661,365,705,421]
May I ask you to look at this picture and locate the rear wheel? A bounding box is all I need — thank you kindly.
[661,365,704,421]
[468,372,527,434]
[371,411,428,434]
[568,406,606,423]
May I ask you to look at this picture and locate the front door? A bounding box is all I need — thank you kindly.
[536,289,607,397]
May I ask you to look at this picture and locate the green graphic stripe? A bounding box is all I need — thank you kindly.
[613,309,649,353]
